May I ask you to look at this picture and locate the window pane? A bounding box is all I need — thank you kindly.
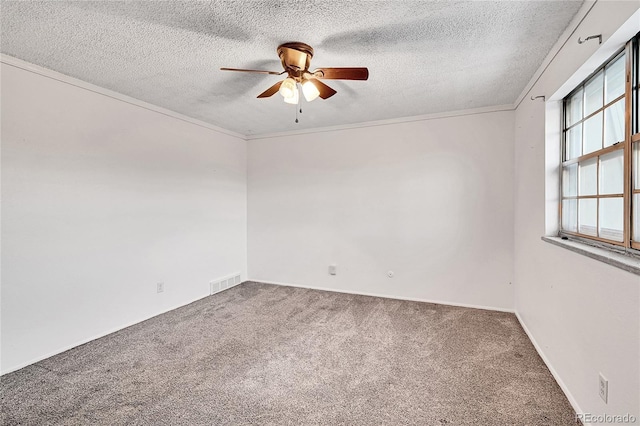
[579,198,597,236]
[636,96,639,136]
[562,199,577,232]
[566,89,583,127]
[584,71,604,116]
[579,157,597,196]
[583,112,603,154]
[599,197,623,242]
[563,164,578,196]
[605,54,625,104]
[565,125,582,160]
[634,194,640,242]
[599,149,624,195]
[634,142,640,190]
[604,99,625,147]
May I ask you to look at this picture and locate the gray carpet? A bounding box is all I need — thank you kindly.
[1,282,576,425]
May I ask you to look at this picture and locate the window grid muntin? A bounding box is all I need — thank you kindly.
[563,51,626,162]
[632,35,639,135]
[563,93,625,133]
[633,33,640,246]
[561,47,628,246]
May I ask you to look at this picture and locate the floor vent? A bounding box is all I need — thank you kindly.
[210,273,242,295]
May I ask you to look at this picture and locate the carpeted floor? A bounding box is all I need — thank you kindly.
[1,282,577,425]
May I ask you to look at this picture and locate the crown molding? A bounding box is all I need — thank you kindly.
[245,104,515,140]
[2,54,515,141]
[1,54,246,140]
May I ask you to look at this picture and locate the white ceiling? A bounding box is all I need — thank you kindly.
[1,1,584,137]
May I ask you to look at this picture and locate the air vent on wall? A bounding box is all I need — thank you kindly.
[210,273,242,295]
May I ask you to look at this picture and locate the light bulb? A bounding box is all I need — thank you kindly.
[279,78,296,99]
[284,85,299,104]
[302,79,320,102]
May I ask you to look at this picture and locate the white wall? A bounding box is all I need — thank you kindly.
[3,3,638,419]
[514,1,639,422]
[248,111,515,311]
[1,63,247,373]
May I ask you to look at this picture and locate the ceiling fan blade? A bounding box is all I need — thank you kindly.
[257,80,283,98]
[313,67,369,80]
[221,67,284,76]
[309,78,337,99]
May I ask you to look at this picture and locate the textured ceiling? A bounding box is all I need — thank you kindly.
[1,1,583,136]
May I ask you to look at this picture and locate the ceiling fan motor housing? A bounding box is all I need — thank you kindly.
[277,42,314,77]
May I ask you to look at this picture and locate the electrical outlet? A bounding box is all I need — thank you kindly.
[599,373,608,403]
[329,265,337,275]
[157,282,164,293]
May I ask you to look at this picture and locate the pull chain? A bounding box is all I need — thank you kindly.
[295,83,302,123]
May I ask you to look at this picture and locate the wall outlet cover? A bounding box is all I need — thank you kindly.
[599,373,608,403]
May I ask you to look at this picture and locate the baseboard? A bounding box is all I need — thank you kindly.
[1,291,214,376]
[249,278,515,313]
[515,311,587,425]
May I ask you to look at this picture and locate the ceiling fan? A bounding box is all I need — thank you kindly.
[221,42,368,104]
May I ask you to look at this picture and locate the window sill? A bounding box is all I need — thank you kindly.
[541,236,640,276]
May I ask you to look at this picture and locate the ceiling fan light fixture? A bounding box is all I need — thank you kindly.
[302,79,320,102]
[283,85,299,104]
[279,77,296,99]
[221,43,368,103]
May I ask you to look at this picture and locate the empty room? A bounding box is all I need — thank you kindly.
[1,1,639,425]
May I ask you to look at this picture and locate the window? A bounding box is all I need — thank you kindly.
[560,32,640,251]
